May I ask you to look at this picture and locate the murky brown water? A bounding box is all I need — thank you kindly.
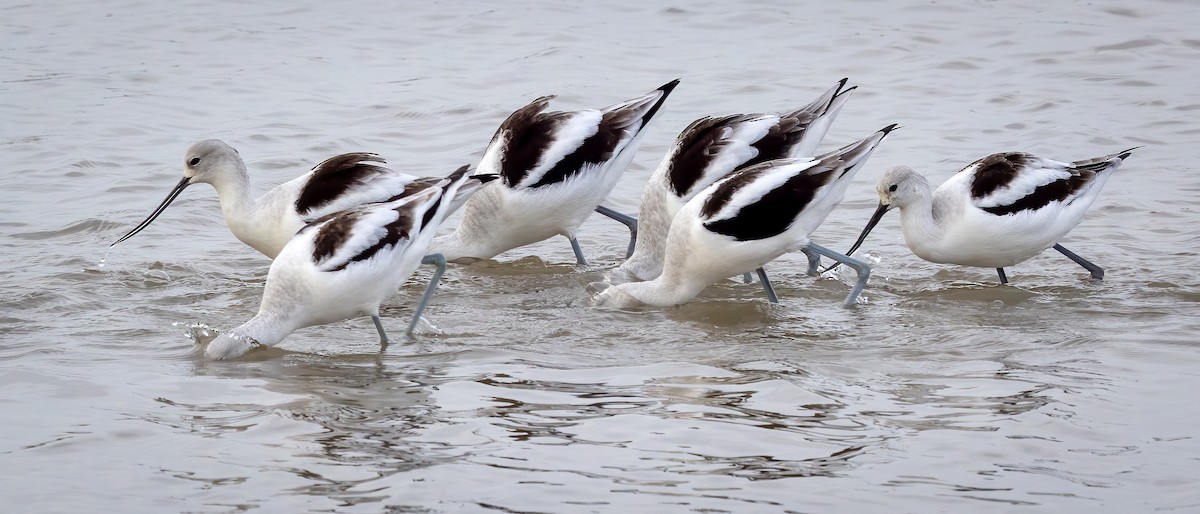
[3,0,1199,511]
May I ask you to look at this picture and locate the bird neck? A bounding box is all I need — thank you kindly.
[621,185,677,281]
[208,163,258,230]
[230,304,305,349]
[206,306,304,360]
[428,187,514,261]
[207,162,280,257]
[430,229,491,263]
[896,186,945,255]
[616,270,710,308]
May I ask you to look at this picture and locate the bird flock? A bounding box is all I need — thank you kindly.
[109,78,1135,360]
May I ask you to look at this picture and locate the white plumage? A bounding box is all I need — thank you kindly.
[591,125,897,308]
[617,79,855,281]
[205,167,493,360]
[111,139,421,259]
[836,147,1136,282]
[430,80,680,265]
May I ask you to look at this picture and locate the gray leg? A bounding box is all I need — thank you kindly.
[801,246,821,276]
[568,236,588,266]
[372,314,390,350]
[756,267,778,303]
[996,268,1008,284]
[806,243,871,306]
[742,272,753,284]
[595,205,638,259]
[408,253,447,337]
[1053,243,1104,280]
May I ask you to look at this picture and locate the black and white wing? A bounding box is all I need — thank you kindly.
[958,148,1136,216]
[477,80,680,190]
[292,153,417,219]
[699,124,898,241]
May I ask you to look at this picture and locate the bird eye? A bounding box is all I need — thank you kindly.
[888,184,898,192]
[189,157,201,166]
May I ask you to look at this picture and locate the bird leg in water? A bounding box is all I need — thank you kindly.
[568,237,588,266]
[756,267,778,303]
[407,253,448,337]
[996,268,1009,284]
[1053,243,1104,280]
[373,314,390,350]
[801,246,821,276]
[594,205,638,259]
[806,243,871,306]
[740,268,778,302]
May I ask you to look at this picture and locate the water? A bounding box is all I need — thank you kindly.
[3,0,1200,511]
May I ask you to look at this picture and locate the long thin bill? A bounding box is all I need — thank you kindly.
[110,176,192,247]
[823,202,891,273]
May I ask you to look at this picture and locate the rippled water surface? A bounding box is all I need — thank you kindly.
[3,0,1200,512]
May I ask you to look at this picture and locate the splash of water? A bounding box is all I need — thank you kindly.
[823,250,883,285]
[409,315,444,336]
[173,322,221,345]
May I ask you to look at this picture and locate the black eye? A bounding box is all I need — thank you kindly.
[888,184,898,192]
[189,157,201,166]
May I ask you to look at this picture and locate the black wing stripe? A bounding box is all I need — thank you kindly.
[969,152,1035,199]
[310,211,361,265]
[739,116,802,170]
[492,97,556,187]
[296,153,389,216]
[702,164,835,241]
[529,115,621,188]
[323,207,416,273]
[981,172,1094,216]
[667,115,752,197]
[419,197,442,232]
[530,82,679,189]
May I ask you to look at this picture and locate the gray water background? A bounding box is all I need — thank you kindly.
[3,0,1200,512]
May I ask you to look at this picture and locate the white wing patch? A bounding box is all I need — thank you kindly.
[970,157,1073,210]
[516,110,604,189]
[309,188,438,272]
[701,159,820,223]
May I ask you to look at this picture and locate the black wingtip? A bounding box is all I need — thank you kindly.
[639,79,681,128]
[658,79,682,95]
[1117,146,1141,160]
[881,123,901,134]
[824,79,857,113]
[833,78,856,97]
[474,173,501,184]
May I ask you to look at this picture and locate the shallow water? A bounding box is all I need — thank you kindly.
[3,0,1200,512]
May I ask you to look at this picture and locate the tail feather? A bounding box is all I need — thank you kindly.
[818,124,899,179]
[638,79,681,128]
[1073,146,1139,172]
[601,79,681,133]
[785,78,857,159]
[783,77,849,120]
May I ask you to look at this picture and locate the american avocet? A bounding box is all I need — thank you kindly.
[111,140,420,259]
[589,125,897,308]
[204,166,495,360]
[830,148,1137,283]
[429,80,680,266]
[613,78,855,285]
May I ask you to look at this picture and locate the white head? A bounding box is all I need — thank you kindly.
[874,165,930,211]
[204,332,260,360]
[109,139,247,248]
[182,139,246,186]
[827,165,931,272]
